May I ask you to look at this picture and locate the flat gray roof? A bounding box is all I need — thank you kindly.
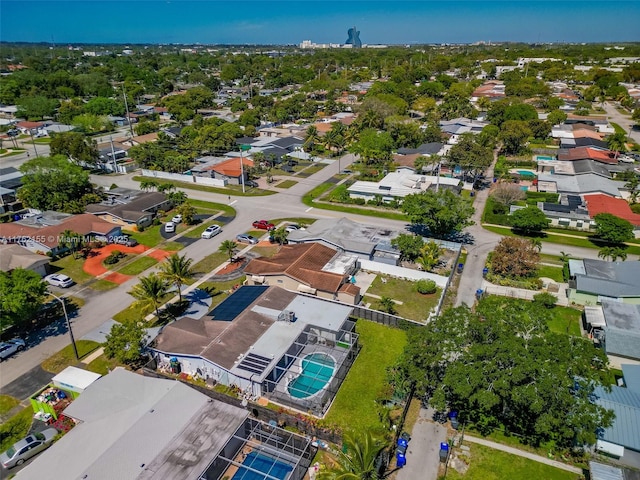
[16,369,248,480]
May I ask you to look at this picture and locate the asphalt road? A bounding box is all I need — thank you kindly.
[602,101,640,144]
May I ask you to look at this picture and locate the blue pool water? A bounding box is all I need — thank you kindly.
[536,155,555,161]
[232,452,293,480]
[287,352,335,399]
[517,170,536,177]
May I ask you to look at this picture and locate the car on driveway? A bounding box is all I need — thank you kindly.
[171,214,183,224]
[236,233,258,245]
[164,222,176,233]
[244,180,259,188]
[112,235,138,247]
[0,339,26,361]
[201,225,222,239]
[252,220,275,230]
[0,428,58,468]
[44,273,74,288]
[285,224,301,233]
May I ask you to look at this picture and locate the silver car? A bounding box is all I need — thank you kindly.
[0,339,26,361]
[0,428,58,468]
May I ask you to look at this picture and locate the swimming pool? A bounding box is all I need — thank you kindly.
[232,452,293,480]
[536,155,555,161]
[287,352,335,399]
[517,170,536,177]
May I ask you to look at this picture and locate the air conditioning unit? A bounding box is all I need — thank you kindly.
[286,310,295,322]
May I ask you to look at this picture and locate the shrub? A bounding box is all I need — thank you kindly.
[533,292,557,308]
[415,279,437,294]
[104,250,125,265]
[631,204,640,214]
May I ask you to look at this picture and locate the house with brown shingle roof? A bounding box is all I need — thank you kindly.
[0,212,121,255]
[0,244,50,276]
[557,147,618,165]
[244,243,360,304]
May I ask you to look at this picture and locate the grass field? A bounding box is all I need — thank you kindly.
[192,252,228,275]
[50,254,94,285]
[274,179,297,188]
[41,340,101,373]
[324,320,407,432]
[86,354,120,375]
[445,443,581,480]
[0,395,19,416]
[117,256,158,275]
[0,408,33,452]
[547,306,582,336]
[537,264,564,283]
[366,275,441,322]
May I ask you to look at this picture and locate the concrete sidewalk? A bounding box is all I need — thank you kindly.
[464,435,583,474]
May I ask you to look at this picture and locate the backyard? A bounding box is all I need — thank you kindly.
[366,276,442,322]
[324,320,407,432]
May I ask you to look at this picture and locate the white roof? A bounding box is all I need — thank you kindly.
[348,171,460,198]
[52,366,101,391]
[16,368,248,480]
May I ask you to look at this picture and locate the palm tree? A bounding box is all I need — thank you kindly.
[159,254,195,302]
[318,430,387,480]
[304,125,320,152]
[139,179,159,192]
[378,296,397,315]
[559,251,571,264]
[624,174,639,204]
[598,246,628,262]
[128,273,169,319]
[59,229,84,259]
[416,241,444,271]
[219,240,238,263]
[607,132,627,156]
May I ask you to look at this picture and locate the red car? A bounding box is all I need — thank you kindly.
[252,220,275,230]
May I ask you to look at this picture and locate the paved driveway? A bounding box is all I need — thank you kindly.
[396,407,448,480]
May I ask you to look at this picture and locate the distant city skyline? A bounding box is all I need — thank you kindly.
[1,1,639,45]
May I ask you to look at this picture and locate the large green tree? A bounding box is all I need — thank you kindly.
[49,132,99,167]
[510,207,550,234]
[594,213,634,245]
[401,189,475,237]
[17,155,99,213]
[499,120,532,155]
[447,133,493,180]
[0,268,48,331]
[350,128,394,164]
[391,233,424,261]
[398,300,614,448]
[16,95,58,120]
[104,321,146,365]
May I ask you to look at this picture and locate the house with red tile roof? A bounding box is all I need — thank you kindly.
[244,243,361,304]
[584,194,640,228]
[194,157,254,185]
[557,147,618,165]
[0,212,121,255]
[471,80,506,100]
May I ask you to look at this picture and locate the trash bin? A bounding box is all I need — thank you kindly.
[439,442,449,463]
[449,410,459,430]
[396,451,406,468]
[482,267,489,278]
[475,289,484,300]
[457,263,464,273]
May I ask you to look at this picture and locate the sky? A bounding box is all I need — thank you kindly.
[1,1,639,45]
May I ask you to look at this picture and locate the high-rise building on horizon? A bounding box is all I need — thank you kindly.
[345,26,362,48]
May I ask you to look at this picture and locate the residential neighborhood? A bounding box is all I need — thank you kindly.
[0,34,640,480]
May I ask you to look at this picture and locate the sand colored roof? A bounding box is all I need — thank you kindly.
[0,244,49,271]
[393,153,421,169]
[584,194,640,226]
[130,132,158,144]
[244,243,348,293]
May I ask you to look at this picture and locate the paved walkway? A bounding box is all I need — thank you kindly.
[396,408,448,480]
[464,435,583,474]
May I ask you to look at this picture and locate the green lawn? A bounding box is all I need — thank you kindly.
[117,256,158,275]
[483,225,640,255]
[0,395,19,416]
[610,122,627,135]
[187,199,236,217]
[324,320,407,432]
[50,254,94,285]
[539,254,564,266]
[366,276,441,322]
[547,306,582,336]
[0,408,33,452]
[112,292,174,324]
[90,279,120,291]
[85,354,120,375]
[193,252,228,275]
[274,179,297,188]
[125,228,183,251]
[41,340,101,374]
[131,175,275,197]
[537,265,564,283]
[445,443,581,480]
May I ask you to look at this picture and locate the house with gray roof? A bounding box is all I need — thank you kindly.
[149,286,359,417]
[584,300,640,367]
[85,188,171,229]
[396,142,445,156]
[17,368,313,480]
[537,173,625,197]
[592,364,640,465]
[568,259,640,305]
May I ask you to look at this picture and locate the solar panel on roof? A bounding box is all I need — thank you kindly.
[237,352,273,375]
[209,285,268,321]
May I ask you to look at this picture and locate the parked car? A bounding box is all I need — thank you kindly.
[112,235,138,247]
[244,180,259,188]
[164,222,176,233]
[252,220,275,230]
[0,428,58,468]
[201,225,222,239]
[0,339,26,361]
[236,233,258,245]
[44,273,74,288]
[171,214,183,224]
[285,224,300,233]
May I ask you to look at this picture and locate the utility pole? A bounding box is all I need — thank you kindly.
[122,83,135,138]
[29,130,39,158]
[109,135,118,173]
[49,291,78,360]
